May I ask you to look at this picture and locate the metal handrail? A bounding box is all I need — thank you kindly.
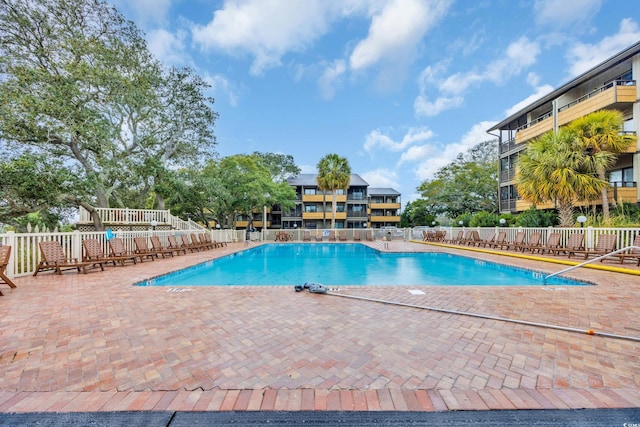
[544,245,640,284]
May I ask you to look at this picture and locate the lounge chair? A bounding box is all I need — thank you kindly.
[303,230,311,242]
[150,236,176,258]
[537,232,562,255]
[108,238,141,265]
[464,230,482,246]
[315,231,323,242]
[0,246,17,295]
[556,233,584,256]
[478,231,506,249]
[180,234,201,252]
[518,232,542,252]
[353,230,361,241]
[568,233,616,260]
[448,230,464,244]
[82,238,117,269]
[613,234,640,265]
[434,230,446,242]
[191,233,211,250]
[338,230,347,241]
[197,233,215,250]
[133,237,160,261]
[365,230,374,241]
[503,232,526,251]
[167,235,187,255]
[34,241,93,276]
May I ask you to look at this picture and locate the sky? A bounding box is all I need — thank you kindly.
[109,0,640,207]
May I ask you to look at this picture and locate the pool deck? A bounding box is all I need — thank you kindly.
[1,239,639,414]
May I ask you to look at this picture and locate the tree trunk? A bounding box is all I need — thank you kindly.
[598,168,611,218]
[79,202,105,231]
[156,194,166,210]
[557,201,574,228]
[331,190,337,229]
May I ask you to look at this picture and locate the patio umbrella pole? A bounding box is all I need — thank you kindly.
[324,292,640,343]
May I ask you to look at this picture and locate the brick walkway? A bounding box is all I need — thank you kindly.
[0,240,639,412]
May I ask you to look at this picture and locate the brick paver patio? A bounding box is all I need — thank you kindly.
[1,240,639,412]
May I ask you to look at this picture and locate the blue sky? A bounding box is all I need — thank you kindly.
[110,0,640,206]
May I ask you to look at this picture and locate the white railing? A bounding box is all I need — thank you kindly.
[78,206,206,231]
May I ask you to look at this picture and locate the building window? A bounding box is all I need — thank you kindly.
[304,188,316,195]
[609,167,634,187]
[305,205,317,213]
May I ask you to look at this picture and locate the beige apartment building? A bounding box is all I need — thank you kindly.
[488,41,640,214]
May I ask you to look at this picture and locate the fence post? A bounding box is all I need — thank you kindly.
[72,230,82,260]
[6,231,15,277]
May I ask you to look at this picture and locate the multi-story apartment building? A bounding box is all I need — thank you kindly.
[488,41,640,214]
[235,174,401,230]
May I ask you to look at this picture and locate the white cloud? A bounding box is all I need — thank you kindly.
[413,95,463,117]
[533,0,601,28]
[349,0,452,71]
[111,0,173,26]
[360,168,400,189]
[191,0,336,76]
[204,73,241,107]
[147,29,189,66]
[318,60,346,100]
[398,144,434,165]
[505,84,554,117]
[364,127,434,153]
[414,37,540,117]
[413,121,497,181]
[566,18,640,77]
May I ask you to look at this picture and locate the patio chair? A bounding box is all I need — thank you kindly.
[167,235,187,255]
[33,241,93,276]
[82,238,117,268]
[191,233,211,250]
[448,230,464,244]
[133,237,160,261]
[464,230,482,246]
[434,230,446,242]
[180,234,201,252]
[353,230,361,241]
[108,238,141,265]
[568,233,616,260]
[303,230,311,242]
[503,231,526,251]
[328,230,337,241]
[0,246,17,295]
[315,231,323,242]
[537,232,562,255]
[478,231,504,249]
[365,230,374,241]
[338,230,347,241]
[197,233,215,250]
[556,232,584,256]
[518,232,542,253]
[613,234,640,265]
[150,236,176,258]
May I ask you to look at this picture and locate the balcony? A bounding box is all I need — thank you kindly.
[557,81,636,126]
[302,194,347,202]
[499,169,516,183]
[370,202,401,210]
[370,216,400,223]
[515,114,553,144]
[513,184,637,212]
[302,212,325,220]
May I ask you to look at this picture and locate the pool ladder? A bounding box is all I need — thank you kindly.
[543,245,640,285]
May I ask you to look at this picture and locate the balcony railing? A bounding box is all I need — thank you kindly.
[557,80,636,112]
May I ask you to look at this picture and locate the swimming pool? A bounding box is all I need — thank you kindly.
[136,243,590,287]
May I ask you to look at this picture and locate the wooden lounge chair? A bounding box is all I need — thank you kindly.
[108,238,141,265]
[613,234,640,265]
[478,231,506,249]
[518,232,542,252]
[167,235,187,255]
[0,246,17,295]
[338,230,347,241]
[464,231,482,246]
[353,230,361,241]
[302,230,311,242]
[557,232,584,256]
[150,236,175,258]
[315,231,323,242]
[434,230,446,242]
[365,230,374,241]
[537,232,562,255]
[133,237,160,261]
[191,233,211,250]
[503,231,526,251]
[180,234,201,252]
[568,233,616,260]
[197,234,214,250]
[82,238,116,269]
[448,230,464,244]
[328,230,337,242]
[34,241,93,276]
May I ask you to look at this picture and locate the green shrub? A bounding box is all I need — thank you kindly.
[516,208,558,227]
[469,211,499,227]
[454,213,473,227]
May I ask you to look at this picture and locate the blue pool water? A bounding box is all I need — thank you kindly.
[136,244,590,287]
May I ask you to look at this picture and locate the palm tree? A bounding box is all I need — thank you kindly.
[316,154,351,229]
[516,129,608,227]
[567,110,636,219]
